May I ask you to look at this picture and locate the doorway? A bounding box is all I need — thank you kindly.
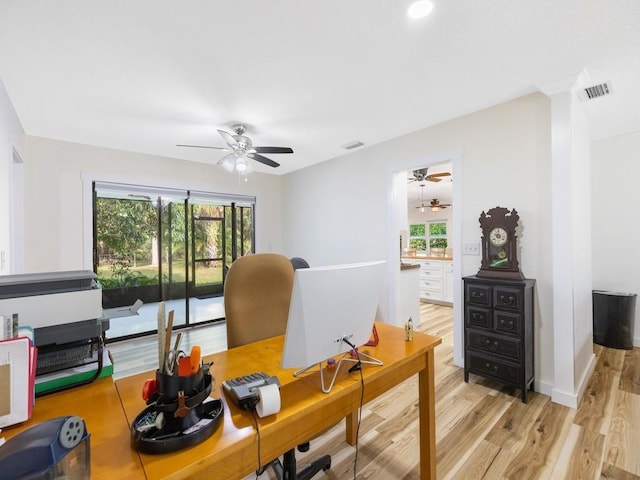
[389,155,464,368]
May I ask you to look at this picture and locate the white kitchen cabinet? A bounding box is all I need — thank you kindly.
[404,258,453,305]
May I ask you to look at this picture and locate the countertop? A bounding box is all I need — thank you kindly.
[400,263,421,271]
[402,255,453,261]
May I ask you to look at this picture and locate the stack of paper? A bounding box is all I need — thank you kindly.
[0,337,37,428]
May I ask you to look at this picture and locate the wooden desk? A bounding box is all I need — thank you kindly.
[1,377,145,479]
[116,322,440,479]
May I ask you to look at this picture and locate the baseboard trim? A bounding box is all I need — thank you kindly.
[550,352,597,409]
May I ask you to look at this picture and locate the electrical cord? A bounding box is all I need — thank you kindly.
[250,408,265,478]
[343,338,365,480]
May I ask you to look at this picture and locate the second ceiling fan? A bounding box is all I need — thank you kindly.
[177,124,293,171]
[408,167,451,183]
[416,184,452,212]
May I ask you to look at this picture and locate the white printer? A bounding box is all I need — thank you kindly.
[0,270,108,393]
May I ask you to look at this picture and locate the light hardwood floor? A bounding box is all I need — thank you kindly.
[110,303,640,479]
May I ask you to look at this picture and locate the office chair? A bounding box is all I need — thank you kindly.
[290,257,310,270]
[224,253,331,480]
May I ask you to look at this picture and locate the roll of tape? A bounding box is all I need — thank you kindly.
[255,383,281,418]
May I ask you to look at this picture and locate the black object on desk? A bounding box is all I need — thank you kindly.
[222,371,280,410]
[131,367,223,454]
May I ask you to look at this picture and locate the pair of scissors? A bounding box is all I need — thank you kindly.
[165,349,186,375]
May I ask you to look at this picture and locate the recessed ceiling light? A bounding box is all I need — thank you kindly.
[407,0,434,19]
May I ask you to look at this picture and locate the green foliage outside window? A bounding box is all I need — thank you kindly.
[410,223,426,236]
[429,222,447,236]
[428,222,448,251]
[409,238,427,250]
[409,223,427,251]
[429,238,448,249]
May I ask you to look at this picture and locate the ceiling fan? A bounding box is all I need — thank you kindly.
[428,198,452,211]
[408,167,451,183]
[177,123,293,171]
[415,184,452,212]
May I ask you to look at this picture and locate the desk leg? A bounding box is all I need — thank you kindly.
[418,350,436,480]
[345,410,358,446]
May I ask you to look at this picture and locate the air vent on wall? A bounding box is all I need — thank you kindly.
[581,81,613,101]
[343,141,364,150]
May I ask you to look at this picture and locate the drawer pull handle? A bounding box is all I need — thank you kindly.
[483,338,499,351]
[471,291,485,299]
[499,319,515,330]
[472,313,483,321]
[500,295,516,306]
[484,362,499,374]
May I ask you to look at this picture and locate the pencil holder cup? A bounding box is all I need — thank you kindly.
[131,367,222,454]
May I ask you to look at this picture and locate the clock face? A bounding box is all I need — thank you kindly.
[489,227,508,247]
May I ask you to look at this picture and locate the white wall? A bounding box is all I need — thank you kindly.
[546,79,595,408]
[23,136,284,272]
[282,93,554,388]
[0,78,25,275]
[592,131,640,346]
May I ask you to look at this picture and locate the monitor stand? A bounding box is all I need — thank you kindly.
[293,351,383,394]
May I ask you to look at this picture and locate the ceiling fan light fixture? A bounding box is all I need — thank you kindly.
[408,0,434,19]
[235,156,249,172]
[219,154,236,173]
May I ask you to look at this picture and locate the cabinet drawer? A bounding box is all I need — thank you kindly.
[420,289,442,300]
[466,283,491,306]
[466,329,522,361]
[494,311,522,336]
[466,306,491,329]
[420,278,442,290]
[420,260,444,271]
[419,268,441,279]
[494,286,522,310]
[466,351,521,384]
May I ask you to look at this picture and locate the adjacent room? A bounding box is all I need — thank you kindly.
[1,1,639,479]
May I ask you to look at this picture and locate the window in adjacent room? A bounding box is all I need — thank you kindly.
[428,221,448,253]
[409,223,427,252]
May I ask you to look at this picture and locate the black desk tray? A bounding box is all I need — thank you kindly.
[131,398,223,454]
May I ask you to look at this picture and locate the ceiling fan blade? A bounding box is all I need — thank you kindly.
[426,172,451,181]
[176,144,229,150]
[254,146,294,154]
[246,153,280,168]
[218,129,238,147]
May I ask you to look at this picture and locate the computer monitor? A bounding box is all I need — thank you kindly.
[281,260,386,390]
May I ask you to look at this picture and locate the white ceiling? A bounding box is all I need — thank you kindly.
[1,1,639,176]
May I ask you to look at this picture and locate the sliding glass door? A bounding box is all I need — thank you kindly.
[94,182,255,340]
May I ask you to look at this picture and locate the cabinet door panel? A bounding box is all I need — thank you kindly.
[466,284,491,306]
[494,310,522,336]
[466,329,522,361]
[466,306,491,329]
[494,286,522,310]
[466,351,522,383]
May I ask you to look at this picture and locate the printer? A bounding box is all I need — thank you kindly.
[0,270,108,394]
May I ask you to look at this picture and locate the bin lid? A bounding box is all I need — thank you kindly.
[593,290,637,297]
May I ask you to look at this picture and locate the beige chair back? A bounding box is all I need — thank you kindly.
[224,253,295,348]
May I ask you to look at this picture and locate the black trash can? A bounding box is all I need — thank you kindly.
[592,290,637,350]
